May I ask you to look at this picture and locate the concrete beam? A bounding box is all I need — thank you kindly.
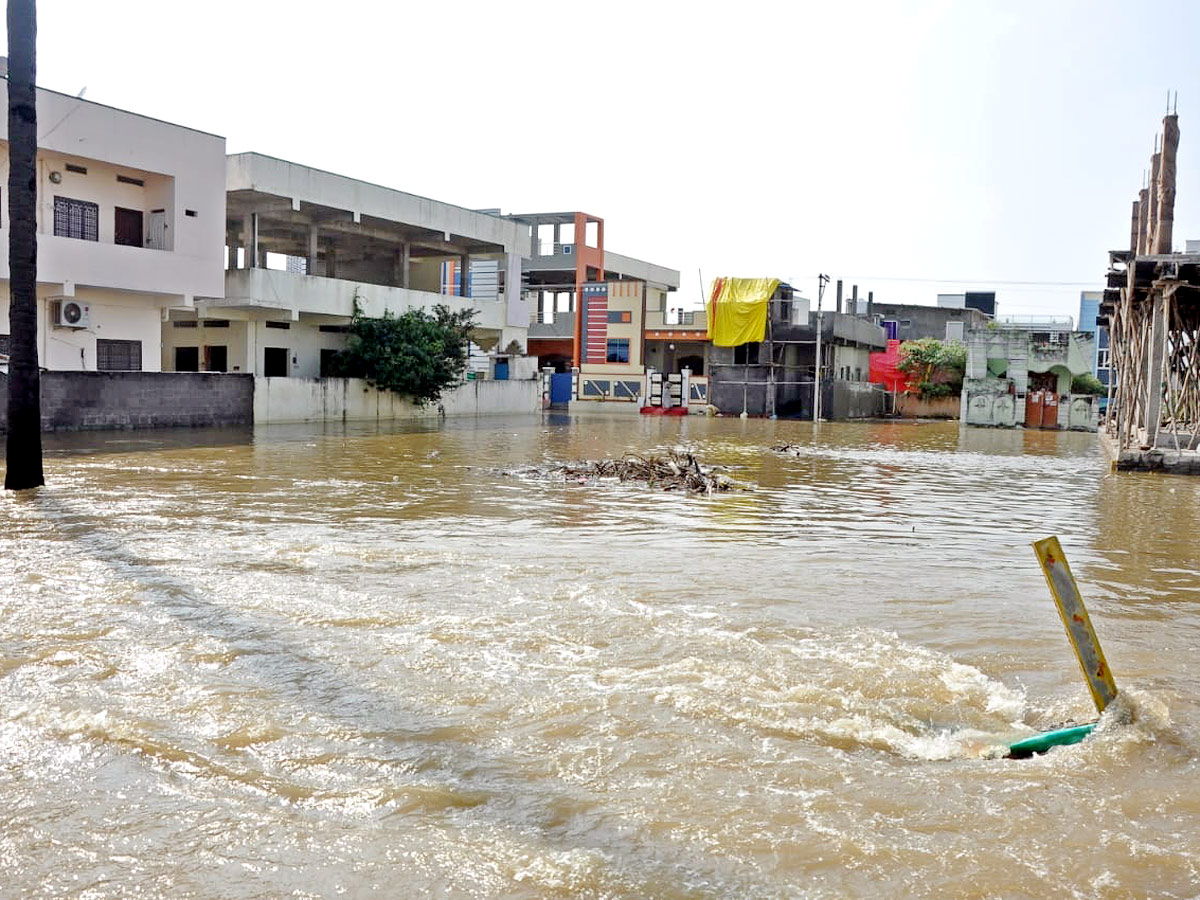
[246,207,494,256]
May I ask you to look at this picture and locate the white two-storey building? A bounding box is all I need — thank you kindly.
[162,153,530,376]
[0,69,226,372]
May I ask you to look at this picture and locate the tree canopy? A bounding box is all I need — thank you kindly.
[333,302,478,406]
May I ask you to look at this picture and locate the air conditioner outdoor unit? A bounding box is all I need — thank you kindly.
[51,299,90,328]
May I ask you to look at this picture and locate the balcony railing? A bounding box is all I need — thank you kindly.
[647,309,705,329]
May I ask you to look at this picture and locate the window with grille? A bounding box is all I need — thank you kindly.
[53,196,99,241]
[0,333,9,356]
[96,339,142,371]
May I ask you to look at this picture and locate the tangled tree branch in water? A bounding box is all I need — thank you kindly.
[551,450,752,494]
[501,451,751,494]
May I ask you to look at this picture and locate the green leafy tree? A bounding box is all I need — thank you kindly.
[333,302,478,406]
[896,338,966,399]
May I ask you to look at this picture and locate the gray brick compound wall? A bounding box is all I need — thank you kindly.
[0,372,254,432]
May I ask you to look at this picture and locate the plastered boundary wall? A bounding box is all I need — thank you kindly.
[254,377,539,424]
[0,373,539,432]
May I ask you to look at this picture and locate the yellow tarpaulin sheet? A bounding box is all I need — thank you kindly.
[706,277,781,347]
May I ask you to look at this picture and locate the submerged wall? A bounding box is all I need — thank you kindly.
[0,371,254,432]
[827,381,885,419]
[254,376,539,424]
[0,372,538,432]
[895,394,960,419]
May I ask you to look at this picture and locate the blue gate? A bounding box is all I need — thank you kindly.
[494,360,509,381]
[549,372,573,407]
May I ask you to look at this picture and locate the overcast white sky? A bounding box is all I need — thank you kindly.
[9,0,1199,321]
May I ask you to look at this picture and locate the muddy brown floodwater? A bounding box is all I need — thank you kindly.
[2,413,1198,899]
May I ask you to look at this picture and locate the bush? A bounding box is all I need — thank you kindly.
[897,338,966,399]
[1071,373,1105,396]
[332,300,478,406]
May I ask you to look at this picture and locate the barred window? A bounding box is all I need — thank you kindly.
[53,196,99,241]
[0,333,9,356]
[96,338,142,371]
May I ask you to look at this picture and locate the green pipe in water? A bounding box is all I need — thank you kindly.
[1006,722,1097,759]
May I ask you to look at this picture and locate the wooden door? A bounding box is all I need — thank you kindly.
[114,207,143,247]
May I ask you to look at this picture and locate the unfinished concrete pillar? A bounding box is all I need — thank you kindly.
[245,214,257,269]
[1147,152,1161,253]
[836,280,843,314]
[400,243,411,288]
[851,284,859,316]
[867,291,874,318]
[307,225,320,276]
[1130,200,1141,253]
[1137,188,1150,255]
[391,248,403,287]
[1156,114,1179,254]
[1143,288,1168,444]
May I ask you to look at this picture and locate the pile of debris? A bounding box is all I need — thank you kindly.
[532,450,751,494]
[771,443,805,456]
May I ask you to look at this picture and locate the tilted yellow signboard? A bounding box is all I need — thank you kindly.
[1032,536,1119,713]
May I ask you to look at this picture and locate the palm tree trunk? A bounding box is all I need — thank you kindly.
[5,0,44,490]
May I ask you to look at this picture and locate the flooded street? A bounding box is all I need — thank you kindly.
[2,413,1198,899]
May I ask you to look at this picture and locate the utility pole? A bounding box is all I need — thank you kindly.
[5,0,44,490]
[814,274,829,422]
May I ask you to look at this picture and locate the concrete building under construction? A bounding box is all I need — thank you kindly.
[706,281,886,419]
[1101,108,1200,472]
